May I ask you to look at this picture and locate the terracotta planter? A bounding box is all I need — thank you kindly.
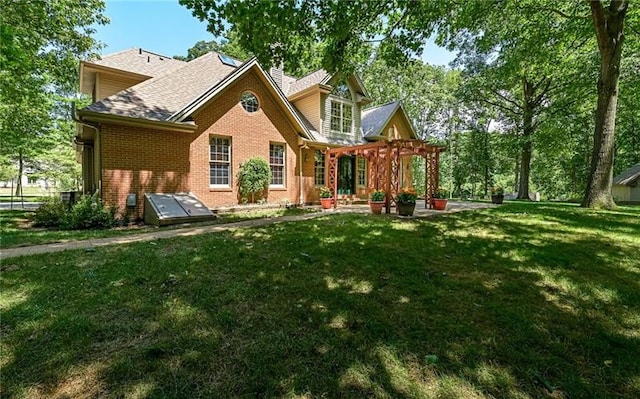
[320,198,333,209]
[491,194,504,204]
[396,201,416,216]
[369,200,385,214]
[432,198,448,210]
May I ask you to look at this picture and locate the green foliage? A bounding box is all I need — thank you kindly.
[174,30,251,62]
[64,194,117,230]
[369,189,384,202]
[491,186,504,195]
[433,187,448,199]
[396,187,418,203]
[32,197,68,228]
[237,157,271,203]
[5,203,639,397]
[0,156,16,183]
[32,194,117,230]
[318,186,333,198]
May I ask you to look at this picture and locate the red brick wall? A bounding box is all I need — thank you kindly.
[189,69,302,207]
[101,123,193,217]
[100,68,305,218]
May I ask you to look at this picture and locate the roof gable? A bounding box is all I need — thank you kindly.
[362,101,417,140]
[88,48,186,78]
[171,58,312,139]
[81,52,239,122]
[80,51,311,139]
[284,70,370,101]
[613,163,640,186]
[286,69,331,96]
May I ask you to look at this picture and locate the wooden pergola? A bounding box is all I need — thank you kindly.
[325,139,445,213]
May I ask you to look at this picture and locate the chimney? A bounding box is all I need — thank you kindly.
[270,66,283,90]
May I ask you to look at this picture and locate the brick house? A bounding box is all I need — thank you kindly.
[75,48,425,218]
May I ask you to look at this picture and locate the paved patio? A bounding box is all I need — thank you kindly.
[325,200,495,216]
[0,201,494,260]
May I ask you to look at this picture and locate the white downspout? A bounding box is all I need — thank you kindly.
[299,145,304,205]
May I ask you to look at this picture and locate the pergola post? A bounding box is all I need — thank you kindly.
[325,140,444,212]
[424,152,431,209]
[385,142,392,214]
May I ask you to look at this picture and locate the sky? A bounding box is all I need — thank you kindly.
[94,0,456,67]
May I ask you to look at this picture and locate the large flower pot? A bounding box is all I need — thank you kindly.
[491,195,504,204]
[396,201,416,216]
[432,198,448,210]
[369,200,385,214]
[320,198,333,209]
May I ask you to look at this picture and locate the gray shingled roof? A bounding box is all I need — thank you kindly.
[286,69,330,96]
[83,52,238,121]
[361,101,400,137]
[613,164,640,186]
[91,48,186,77]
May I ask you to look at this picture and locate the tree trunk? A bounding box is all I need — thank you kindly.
[582,0,628,209]
[517,77,535,200]
[15,152,23,197]
[514,155,519,193]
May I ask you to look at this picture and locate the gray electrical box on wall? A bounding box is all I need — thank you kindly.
[126,194,137,207]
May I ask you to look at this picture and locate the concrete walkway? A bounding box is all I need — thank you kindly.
[0,201,493,260]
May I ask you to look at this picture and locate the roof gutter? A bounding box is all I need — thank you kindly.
[78,109,197,133]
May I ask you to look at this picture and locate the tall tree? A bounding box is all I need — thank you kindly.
[0,0,107,194]
[582,0,630,208]
[182,0,637,206]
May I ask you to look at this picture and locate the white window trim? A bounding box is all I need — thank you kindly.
[269,143,286,188]
[314,150,326,187]
[330,96,354,136]
[209,136,232,188]
[357,157,367,187]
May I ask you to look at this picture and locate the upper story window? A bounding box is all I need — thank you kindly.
[332,83,352,100]
[241,92,259,113]
[330,100,353,135]
[330,76,354,135]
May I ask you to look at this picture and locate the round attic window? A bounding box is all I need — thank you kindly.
[240,92,259,113]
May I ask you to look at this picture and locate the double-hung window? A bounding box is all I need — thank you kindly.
[210,136,231,187]
[270,143,285,187]
[330,100,353,135]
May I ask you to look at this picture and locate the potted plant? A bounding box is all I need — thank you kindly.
[396,187,418,216]
[369,189,385,214]
[491,186,504,204]
[432,187,448,210]
[318,186,333,209]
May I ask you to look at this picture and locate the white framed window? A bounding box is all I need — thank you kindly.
[357,157,366,186]
[269,143,285,187]
[210,136,231,187]
[314,150,325,186]
[330,99,353,135]
[240,92,259,113]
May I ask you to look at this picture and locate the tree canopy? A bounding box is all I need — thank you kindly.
[181,0,638,207]
[0,0,107,194]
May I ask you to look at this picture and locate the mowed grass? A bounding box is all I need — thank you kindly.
[0,207,313,248]
[1,202,639,398]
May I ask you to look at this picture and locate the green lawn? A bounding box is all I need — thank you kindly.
[1,203,639,398]
[0,207,313,248]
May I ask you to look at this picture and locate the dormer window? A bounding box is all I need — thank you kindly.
[330,100,352,135]
[332,83,352,100]
[330,77,354,135]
